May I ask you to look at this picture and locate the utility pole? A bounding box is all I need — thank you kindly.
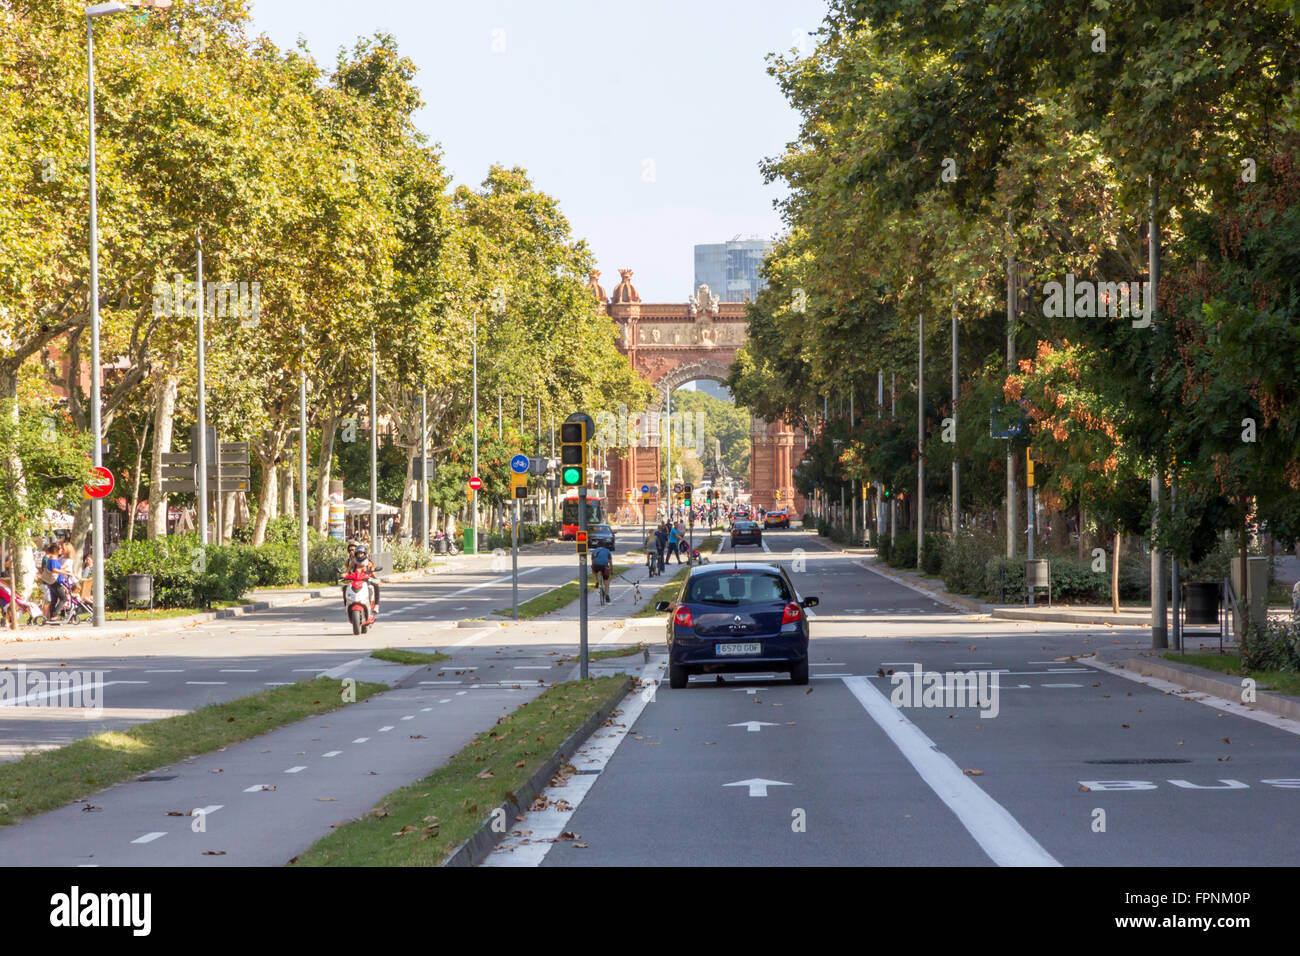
[196,233,208,548]
[917,305,925,569]
[951,299,960,535]
[1149,176,1168,649]
[420,387,429,549]
[299,324,308,586]
[370,330,378,554]
[472,313,478,554]
[1006,209,1018,559]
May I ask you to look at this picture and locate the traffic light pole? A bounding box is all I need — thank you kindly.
[578,484,589,679]
[511,496,519,620]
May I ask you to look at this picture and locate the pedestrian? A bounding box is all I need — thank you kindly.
[666,522,681,564]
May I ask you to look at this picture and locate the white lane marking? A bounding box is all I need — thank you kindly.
[378,726,394,732]
[131,832,166,844]
[724,778,790,797]
[880,662,920,667]
[599,625,627,645]
[1002,669,1089,675]
[401,715,414,721]
[292,668,327,672]
[244,784,269,792]
[420,707,433,712]
[285,766,306,774]
[353,737,370,743]
[729,721,777,733]
[186,681,227,685]
[761,538,771,553]
[145,669,184,673]
[811,662,846,667]
[322,751,342,757]
[265,682,292,686]
[485,657,665,867]
[455,691,467,696]
[1042,683,1083,688]
[1079,657,1300,737]
[812,673,852,678]
[320,658,364,680]
[514,666,551,670]
[419,681,462,685]
[841,676,1059,867]
[730,688,759,695]
[219,669,259,673]
[439,699,451,704]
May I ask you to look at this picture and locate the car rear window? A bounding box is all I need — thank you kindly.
[734,521,758,530]
[684,572,791,605]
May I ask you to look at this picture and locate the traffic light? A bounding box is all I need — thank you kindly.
[684,483,692,508]
[560,421,587,487]
[575,530,588,555]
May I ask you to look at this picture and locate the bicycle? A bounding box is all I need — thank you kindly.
[592,565,611,604]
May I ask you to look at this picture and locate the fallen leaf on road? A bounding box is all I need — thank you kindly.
[1121,723,1130,728]
[1079,785,1091,792]
[166,810,187,817]
[476,770,494,779]
[876,668,885,677]
[209,769,223,774]
[963,769,983,776]
[514,760,526,767]
[805,687,814,694]
[409,734,426,739]
[1218,755,1231,761]
[201,850,226,856]
[1092,683,1101,687]
[1222,737,1230,744]
[82,805,102,812]
[786,721,797,725]
[574,842,589,848]
[316,797,336,802]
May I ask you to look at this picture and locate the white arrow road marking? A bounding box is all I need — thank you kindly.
[131,832,166,844]
[723,778,791,798]
[841,676,1059,867]
[729,721,778,733]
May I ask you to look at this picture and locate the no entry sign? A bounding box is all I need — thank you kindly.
[468,475,483,491]
[84,466,114,500]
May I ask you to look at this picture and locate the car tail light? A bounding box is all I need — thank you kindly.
[781,602,802,625]
[673,605,693,629]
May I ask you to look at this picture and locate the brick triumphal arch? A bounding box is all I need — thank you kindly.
[590,269,806,517]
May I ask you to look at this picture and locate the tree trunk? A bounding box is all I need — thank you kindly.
[1078,501,1087,561]
[148,364,180,540]
[126,420,149,542]
[1111,526,1121,615]
[222,490,237,541]
[281,465,294,519]
[70,501,91,559]
[252,451,280,546]
[400,456,416,543]
[1,366,37,602]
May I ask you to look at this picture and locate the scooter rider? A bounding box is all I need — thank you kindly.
[343,543,381,611]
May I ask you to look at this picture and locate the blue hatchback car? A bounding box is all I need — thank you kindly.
[658,563,818,689]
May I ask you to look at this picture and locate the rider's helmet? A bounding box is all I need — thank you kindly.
[355,545,368,560]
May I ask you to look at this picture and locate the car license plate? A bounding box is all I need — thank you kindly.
[717,642,761,656]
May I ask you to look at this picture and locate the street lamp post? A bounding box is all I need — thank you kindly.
[85,1,128,628]
[471,313,478,554]
[370,330,378,554]
[299,326,309,586]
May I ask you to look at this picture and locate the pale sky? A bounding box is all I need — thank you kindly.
[246,0,828,303]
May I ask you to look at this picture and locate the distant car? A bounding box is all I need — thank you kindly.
[730,520,762,548]
[764,509,790,529]
[589,523,616,551]
[658,563,818,688]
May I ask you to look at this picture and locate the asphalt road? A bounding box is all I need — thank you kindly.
[0,543,606,761]
[482,527,1300,867]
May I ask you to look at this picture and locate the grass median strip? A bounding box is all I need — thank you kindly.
[0,676,385,828]
[289,674,631,866]
[370,648,450,665]
[560,643,645,663]
[1164,652,1300,698]
[498,565,629,618]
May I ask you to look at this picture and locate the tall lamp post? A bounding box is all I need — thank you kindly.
[85,1,129,627]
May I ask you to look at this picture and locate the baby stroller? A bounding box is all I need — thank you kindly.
[0,581,45,627]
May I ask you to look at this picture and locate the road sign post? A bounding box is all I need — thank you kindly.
[509,454,528,620]
[579,482,589,679]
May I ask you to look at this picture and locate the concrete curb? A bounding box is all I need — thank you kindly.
[991,607,1154,627]
[442,675,633,867]
[1089,652,1300,722]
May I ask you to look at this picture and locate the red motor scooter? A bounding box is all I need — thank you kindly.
[340,570,377,634]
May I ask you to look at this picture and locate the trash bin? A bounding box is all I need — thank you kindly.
[1025,559,1050,606]
[1183,582,1219,626]
[127,573,153,612]
[434,537,447,555]
[462,527,475,555]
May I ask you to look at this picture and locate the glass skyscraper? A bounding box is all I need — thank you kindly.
[693,239,772,303]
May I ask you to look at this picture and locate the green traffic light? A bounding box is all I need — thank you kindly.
[561,466,583,485]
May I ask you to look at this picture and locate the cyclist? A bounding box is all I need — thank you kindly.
[590,544,613,603]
